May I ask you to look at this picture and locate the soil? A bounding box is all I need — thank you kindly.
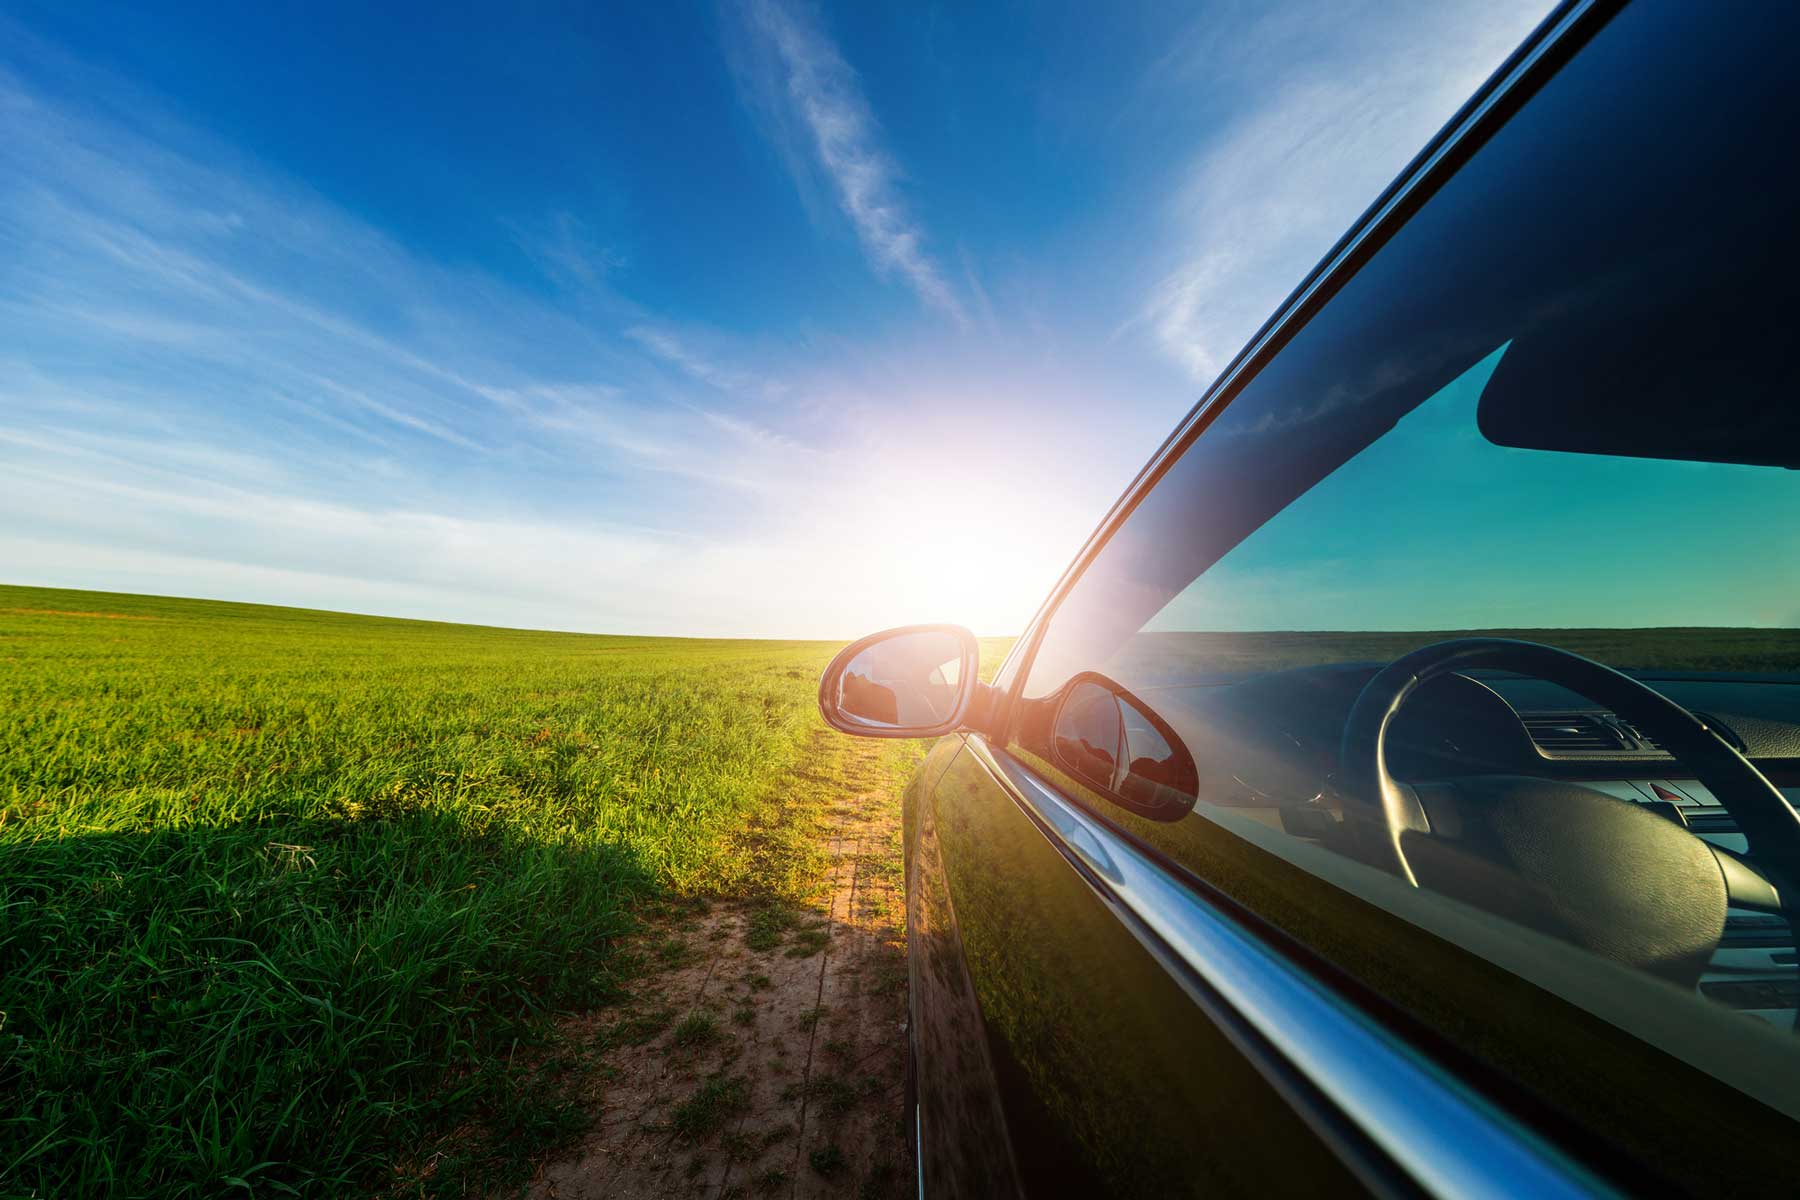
[522,784,912,1200]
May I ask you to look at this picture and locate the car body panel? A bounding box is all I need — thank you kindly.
[909,738,1360,1196]
[905,739,1022,1197]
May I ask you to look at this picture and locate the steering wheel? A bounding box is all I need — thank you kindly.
[1340,638,1800,986]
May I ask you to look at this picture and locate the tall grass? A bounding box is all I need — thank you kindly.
[0,586,863,1196]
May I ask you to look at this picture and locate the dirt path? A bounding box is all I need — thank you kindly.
[523,776,912,1199]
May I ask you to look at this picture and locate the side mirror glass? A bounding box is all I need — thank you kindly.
[818,625,979,738]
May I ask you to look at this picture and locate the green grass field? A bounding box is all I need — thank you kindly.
[0,585,977,1198]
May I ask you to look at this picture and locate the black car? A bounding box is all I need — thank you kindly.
[818,1,1800,1195]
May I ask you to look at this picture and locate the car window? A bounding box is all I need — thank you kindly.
[1006,0,1800,1188]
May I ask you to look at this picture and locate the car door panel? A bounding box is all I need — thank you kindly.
[907,739,1025,1198]
[923,737,1358,1196]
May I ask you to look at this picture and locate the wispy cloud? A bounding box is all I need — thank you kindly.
[0,45,841,621]
[1139,0,1551,383]
[0,397,1076,637]
[737,0,967,326]
[310,378,490,452]
[507,210,626,290]
[698,407,812,455]
[624,325,788,400]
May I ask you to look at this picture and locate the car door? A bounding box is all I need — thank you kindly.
[912,734,1358,1197]
[919,1,1800,1195]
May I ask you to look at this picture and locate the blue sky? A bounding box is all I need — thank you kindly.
[0,0,1552,636]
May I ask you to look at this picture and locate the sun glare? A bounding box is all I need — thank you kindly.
[809,444,1089,639]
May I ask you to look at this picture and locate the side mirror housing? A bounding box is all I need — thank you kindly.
[818,624,983,739]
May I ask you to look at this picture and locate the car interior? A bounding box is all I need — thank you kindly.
[1025,340,1800,1030]
[1111,659,1800,1025]
[1025,338,1800,1029]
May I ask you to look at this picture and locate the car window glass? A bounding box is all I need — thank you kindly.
[1006,2,1800,1186]
[1053,680,1123,792]
[1116,696,1193,811]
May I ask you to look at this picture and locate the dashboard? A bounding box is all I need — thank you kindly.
[1136,663,1800,1027]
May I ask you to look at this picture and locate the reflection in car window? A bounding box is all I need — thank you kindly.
[1008,1,1800,1188]
[1053,680,1123,791]
[1046,675,1200,818]
[1118,699,1172,783]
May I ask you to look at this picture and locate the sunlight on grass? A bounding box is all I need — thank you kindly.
[0,585,948,1196]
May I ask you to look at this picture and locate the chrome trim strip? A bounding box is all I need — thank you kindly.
[915,1106,925,1200]
[978,741,1612,1200]
[991,0,1601,700]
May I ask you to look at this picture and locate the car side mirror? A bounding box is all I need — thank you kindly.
[818,624,982,738]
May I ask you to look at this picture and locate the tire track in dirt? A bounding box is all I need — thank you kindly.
[523,768,911,1200]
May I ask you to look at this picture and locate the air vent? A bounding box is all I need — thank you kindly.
[1616,712,1745,753]
[1521,713,1630,753]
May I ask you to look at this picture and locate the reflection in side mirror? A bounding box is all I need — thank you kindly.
[819,625,979,739]
[1050,672,1198,820]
